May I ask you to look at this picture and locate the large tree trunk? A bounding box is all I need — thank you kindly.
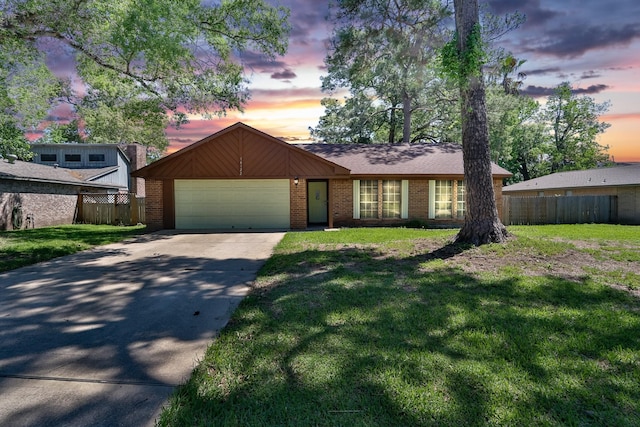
[388,106,397,143]
[518,156,531,181]
[402,90,411,143]
[453,0,508,245]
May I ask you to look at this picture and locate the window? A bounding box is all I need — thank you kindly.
[456,180,466,219]
[40,154,57,162]
[89,153,105,162]
[65,154,81,162]
[353,180,408,220]
[359,180,378,219]
[434,180,453,218]
[382,180,401,218]
[429,180,465,219]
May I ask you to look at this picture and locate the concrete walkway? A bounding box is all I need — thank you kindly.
[0,231,285,426]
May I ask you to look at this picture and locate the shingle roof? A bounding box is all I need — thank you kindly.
[0,159,122,190]
[71,166,120,181]
[299,143,512,177]
[503,164,640,193]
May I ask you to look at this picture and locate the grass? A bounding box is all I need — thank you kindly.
[158,225,640,426]
[0,224,146,272]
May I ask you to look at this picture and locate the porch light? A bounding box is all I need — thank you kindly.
[294,176,299,186]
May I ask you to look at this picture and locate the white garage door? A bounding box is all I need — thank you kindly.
[175,179,290,229]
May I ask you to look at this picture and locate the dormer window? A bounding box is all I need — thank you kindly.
[65,154,81,162]
[40,154,57,162]
[89,154,105,162]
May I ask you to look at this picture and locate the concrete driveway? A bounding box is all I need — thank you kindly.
[0,230,285,427]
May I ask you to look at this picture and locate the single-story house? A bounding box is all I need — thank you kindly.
[502,163,640,225]
[133,123,511,230]
[30,143,147,196]
[0,157,123,230]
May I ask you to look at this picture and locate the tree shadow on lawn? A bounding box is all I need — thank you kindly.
[162,245,640,426]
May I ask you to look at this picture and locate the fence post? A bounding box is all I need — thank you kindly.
[113,194,118,224]
[131,194,139,224]
[77,193,84,223]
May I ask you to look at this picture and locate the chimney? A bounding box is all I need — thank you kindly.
[124,144,147,197]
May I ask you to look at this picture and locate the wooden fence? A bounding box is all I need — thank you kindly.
[77,193,145,226]
[502,195,618,225]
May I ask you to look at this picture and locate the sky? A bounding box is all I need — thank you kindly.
[163,0,640,163]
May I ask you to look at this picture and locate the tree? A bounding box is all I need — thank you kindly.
[0,120,32,160]
[446,0,508,245]
[317,0,451,144]
[485,86,549,182]
[0,42,62,158]
[0,0,290,151]
[544,82,611,173]
[310,95,382,144]
[36,120,85,144]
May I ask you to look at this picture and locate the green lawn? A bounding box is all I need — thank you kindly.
[0,224,146,272]
[158,225,640,426]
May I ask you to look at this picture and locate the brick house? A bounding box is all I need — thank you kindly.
[132,122,512,230]
[0,157,122,230]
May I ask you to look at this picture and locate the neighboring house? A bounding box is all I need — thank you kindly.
[502,164,640,224]
[132,122,512,230]
[0,157,123,230]
[30,143,147,196]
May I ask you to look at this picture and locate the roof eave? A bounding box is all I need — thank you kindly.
[0,174,122,190]
[504,182,640,193]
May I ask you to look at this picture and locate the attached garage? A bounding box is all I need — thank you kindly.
[174,179,290,229]
[133,123,350,231]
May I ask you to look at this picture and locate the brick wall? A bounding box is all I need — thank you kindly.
[493,178,505,222]
[140,176,508,231]
[145,179,164,230]
[123,144,147,197]
[408,179,429,221]
[290,178,307,229]
[328,178,507,228]
[331,179,353,225]
[0,179,79,230]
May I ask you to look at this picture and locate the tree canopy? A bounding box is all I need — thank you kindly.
[545,82,611,173]
[485,81,611,183]
[35,120,85,144]
[314,0,453,144]
[0,0,290,154]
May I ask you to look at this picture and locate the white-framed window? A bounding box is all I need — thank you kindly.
[429,180,465,219]
[435,180,452,218]
[456,180,466,219]
[353,180,408,220]
[382,180,401,218]
[360,180,378,219]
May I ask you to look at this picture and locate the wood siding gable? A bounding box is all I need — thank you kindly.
[133,123,350,179]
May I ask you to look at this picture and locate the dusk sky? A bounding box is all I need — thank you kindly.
[29,1,609,163]
[164,0,640,162]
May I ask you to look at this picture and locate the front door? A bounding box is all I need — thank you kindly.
[307,180,328,224]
